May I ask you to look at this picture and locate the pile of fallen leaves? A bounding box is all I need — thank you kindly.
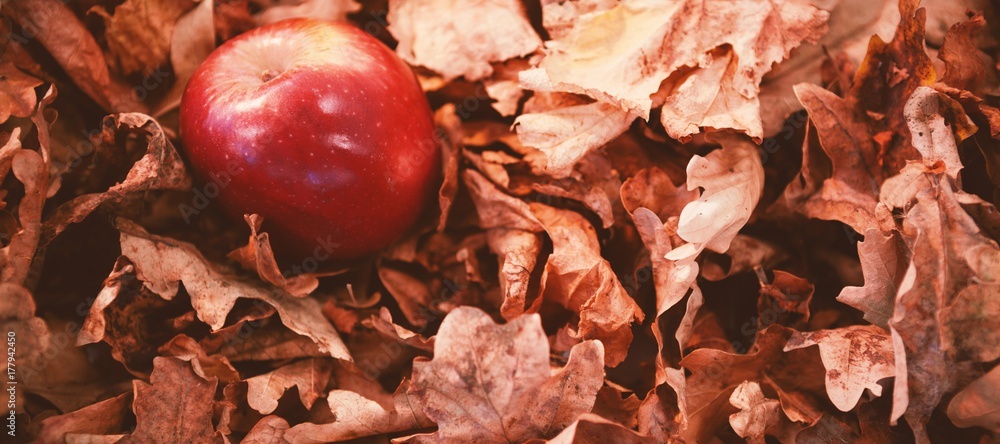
[2,0,999,442]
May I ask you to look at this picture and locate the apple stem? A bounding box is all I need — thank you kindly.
[261,69,279,82]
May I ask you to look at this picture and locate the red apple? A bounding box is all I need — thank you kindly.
[180,18,440,263]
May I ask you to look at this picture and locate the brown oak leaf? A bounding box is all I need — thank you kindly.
[521,0,828,141]
[785,326,896,412]
[538,413,657,444]
[120,357,219,443]
[283,380,432,443]
[837,229,908,328]
[532,204,643,367]
[407,307,605,443]
[98,0,198,76]
[388,0,541,81]
[245,358,333,415]
[0,62,41,123]
[116,220,352,361]
[34,392,132,443]
[946,365,1000,433]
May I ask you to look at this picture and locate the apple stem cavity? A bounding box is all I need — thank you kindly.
[260,69,280,82]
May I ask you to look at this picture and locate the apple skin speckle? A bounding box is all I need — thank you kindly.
[180,18,440,262]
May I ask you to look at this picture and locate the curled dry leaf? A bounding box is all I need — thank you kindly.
[464,169,544,232]
[98,0,198,76]
[667,134,764,260]
[532,204,643,367]
[205,321,326,363]
[158,334,240,383]
[629,208,700,363]
[514,152,624,229]
[680,325,827,440]
[937,12,995,96]
[590,385,642,430]
[388,0,541,81]
[120,357,218,443]
[522,0,828,140]
[376,261,435,327]
[843,0,935,176]
[284,380,432,443]
[904,86,973,179]
[489,228,546,320]
[837,229,908,328]
[0,141,46,286]
[484,58,532,117]
[946,365,1000,433]
[435,104,462,230]
[757,270,813,330]
[41,113,191,247]
[408,307,605,443]
[364,306,435,352]
[540,413,657,444]
[246,358,333,415]
[227,214,321,297]
[0,62,42,123]
[790,82,881,232]
[4,0,141,112]
[515,92,637,179]
[728,381,785,444]
[117,220,352,361]
[785,326,896,412]
[620,167,697,220]
[242,416,291,444]
[887,175,1000,441]
[34,393,132,443]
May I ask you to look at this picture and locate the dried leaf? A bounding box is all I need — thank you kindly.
[946,365,1000,433]
[522,0,828,139]
[40,113,191,247]
[363,307,435,352]
[905,87,975,176]
[100,0,198,76]
[785,326,895,412]
[937,12,991,95]
[408,307,605,443]
[728,381,784,444]
[159,334,240,383]
[120,357,218,443]
[246,358,333,415]
[5,0,141,112]
[837,229,908,328]
[887,176,998,441]
[388,0,541,81]
[284,381,432,443]
[463,169,544,232]
[0,62,41,123]
[242,415,290,443]
[515,93,637,179]
[667,134,764,260]
[532,204,643,367]
[541,413,657,444]
[791,83,880,232]
[0,145,45,285]
[117,220,352,361]
[227,214,321,297]
[680,325,826,439]
[35,393,132,443]
[620,167,697,220]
